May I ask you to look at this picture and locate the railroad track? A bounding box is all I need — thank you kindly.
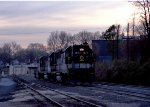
[13,76,105,107]
[13,77,62,107]
[90,83,150,102]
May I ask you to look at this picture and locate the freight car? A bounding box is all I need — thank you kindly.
[36,42,95,83]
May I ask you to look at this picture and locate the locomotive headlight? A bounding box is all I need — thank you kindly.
[80,48,84,51]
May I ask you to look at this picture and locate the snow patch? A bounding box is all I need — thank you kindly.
[10,96,33,102]
[106,102,140,107]
[0,78,15,86]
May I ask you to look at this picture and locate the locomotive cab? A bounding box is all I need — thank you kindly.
[65,42,95,82]
[49,50,67,82]
[38,56,49,79]
[48,52,57,81]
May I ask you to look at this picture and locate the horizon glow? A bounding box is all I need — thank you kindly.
[0,1,135,48]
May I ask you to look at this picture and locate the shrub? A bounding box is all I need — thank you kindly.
[99,60,139,84]
[110,60,139,84]
[95,60,150,86]
[134,61,150,85]
[95,61,110,81]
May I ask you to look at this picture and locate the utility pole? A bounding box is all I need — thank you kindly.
[127,23,130,61]
[132,11,135,36]
[116,25,120,59]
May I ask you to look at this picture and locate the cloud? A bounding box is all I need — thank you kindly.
[0,34,48,48]
[1,1,133,27]
[0,1,134,47]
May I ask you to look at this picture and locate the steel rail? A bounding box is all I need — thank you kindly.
[13,76,105,107]
[35,83,104,107]
[91,83,150,102]
[14,77,65,107]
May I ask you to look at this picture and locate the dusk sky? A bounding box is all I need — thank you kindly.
[0,0,135,48]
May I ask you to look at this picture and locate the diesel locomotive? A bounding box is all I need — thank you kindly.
[35,42,95,83]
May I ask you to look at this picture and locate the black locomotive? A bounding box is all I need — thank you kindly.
[35,42,95,83]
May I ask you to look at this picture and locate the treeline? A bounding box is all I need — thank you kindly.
[47,31,101,53]
[0,42,47,65]
[0,31,101,65]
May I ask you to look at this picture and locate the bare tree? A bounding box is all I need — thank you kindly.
[27,43,47,63]
[75,31,94,45]
[93,31,102,40]
[134,24,147,35]
[10,42,22,60]
[77,31,92,43]
[0,42,22,64]
[134,0,150,36]
[15,49,27,63]
[47,31,72,52]
[28,43,46,51]
[133,0,150,59]
[59,31,67,48]
[59,31,72,49]
[0,43,12,65]
[47,31,60,52]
